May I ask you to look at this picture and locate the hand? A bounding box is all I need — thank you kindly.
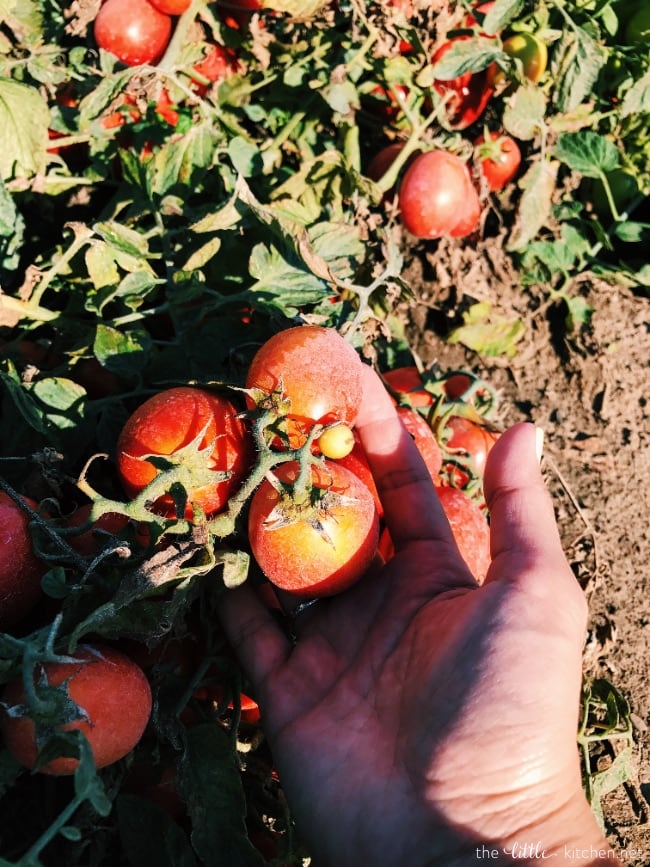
[219,365,617,866]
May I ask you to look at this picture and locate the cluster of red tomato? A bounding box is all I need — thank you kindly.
[0,325,497,787]
[368,1,548,239]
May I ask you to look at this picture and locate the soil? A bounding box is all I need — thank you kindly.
[397,233,650,863]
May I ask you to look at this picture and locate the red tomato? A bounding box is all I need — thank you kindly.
[443,415,499,476]
[398,150,481,239]
[190,44,239,95]
[397,407,443,482]
[94,0,172,67]
[0,645,152,774]
[442,372,473,401]
[431,38,494,129]
[383,366,433,407]
[245,326,364,448]
[0,493,45,630]
[154,88,179,126]
[148,0,191,13]
[475,132,521,191]
[378,486,489,582]
[116,387,252,518]
[435,486,490,583]
[248,461,379,597]
[367,83,410,120]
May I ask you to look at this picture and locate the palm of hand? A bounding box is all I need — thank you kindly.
[257,542,586,866]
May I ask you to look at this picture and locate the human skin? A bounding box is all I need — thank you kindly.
[219,364,619,867]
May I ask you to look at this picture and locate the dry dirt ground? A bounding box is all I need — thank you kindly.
[396,234,650,863]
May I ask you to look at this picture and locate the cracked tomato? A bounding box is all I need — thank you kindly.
[248,461,379,597]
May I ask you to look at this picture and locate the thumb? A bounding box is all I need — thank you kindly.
[483,424,579,595]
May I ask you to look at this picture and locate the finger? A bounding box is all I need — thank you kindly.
[218,583,291,688]
[483,423,579,591]
[354,364,457,554]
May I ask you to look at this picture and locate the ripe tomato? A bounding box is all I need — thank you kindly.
[317,423,355,459]
[190,44,239,95]
[248,461,379,597]
[367,83,410,120]
[154,88,179,126]
[431,38,494,129]
[116,387,252,518]
[474,132,521,191]
[398,150,481,239]
[397,407,443,482]
[0,493,45,630]
[218,0,264,30]
[435,486,490,583]
[245,326,363,448]
[382,366,433,407]
[148,0,191,13]
[0,645,152,775]
[94,0,172,67]
[336,434,383,518]
[378,486,490,583]
[500,32,547,84]
[442,415,499,476]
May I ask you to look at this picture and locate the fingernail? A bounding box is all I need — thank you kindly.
[535,426,545,464]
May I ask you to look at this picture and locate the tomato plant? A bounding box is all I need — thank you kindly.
[248,461,379,597]
[474,132,522,191]
[0,645,152,775]
[431,37,495,129]
[0,493,45,630]
[398,150,481,239]
[94,0,173,67]
[116,387,252,518]
[623,5,650,43]
[245,326,364,448]
[190,43,240,94]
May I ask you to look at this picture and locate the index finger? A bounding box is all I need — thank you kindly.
[354,364,456,552]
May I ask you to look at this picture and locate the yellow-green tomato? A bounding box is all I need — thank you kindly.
[502,32,548,83]
[317,423,355,459]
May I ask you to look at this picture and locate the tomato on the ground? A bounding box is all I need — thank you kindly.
[474,132,521,191]
[94,0,172,67]
[0,645,152,774]
[0,493,45,630]
[245,326,363,448]
[116,387,252,518]
[382,366,434,407]
[398,150,481,239]
[442,415,499,476]
[248,461,379,597]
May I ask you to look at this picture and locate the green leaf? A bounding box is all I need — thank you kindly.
[117,794,199,867]
[552,25,607,112]
[564,295,593,330]
[482,0,524,35]
[86,241,121,290]
[220,550,250,589]
[448,301,525,358]
[620,67,650,118]
[147,126,218,197]
[613,221,649,243]
[27,377,86,430]
[0,177,24,275]
[78,69,135,125]
[93,324,153,377]
[0,362,47,433]
[430,37,505,78]
[507,160,558,252]
[94,221,151,258]
[177,724,265,867]
[502,83,547,141]
[0,77,49,180]
[228,137,263,178]
[554,131,619,178]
